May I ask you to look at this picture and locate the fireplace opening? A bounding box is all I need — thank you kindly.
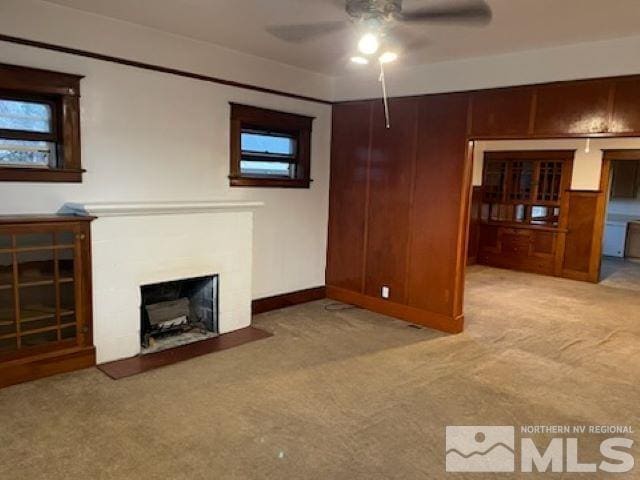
[140,275,218,354]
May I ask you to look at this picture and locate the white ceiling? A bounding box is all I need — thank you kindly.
[43,0,640,75]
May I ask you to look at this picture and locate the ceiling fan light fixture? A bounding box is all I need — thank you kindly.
[379,51,398,64]
[358,33,379,55]
[350,56,369,65]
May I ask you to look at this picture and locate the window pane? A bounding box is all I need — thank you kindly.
[241,132,294,156]
[241,160,292,177]
[0,99,52,133]
[0,139,54,167]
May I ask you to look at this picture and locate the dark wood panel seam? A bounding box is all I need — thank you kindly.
[252,286,326,314]
[0,34,332,106]
[528,88,538,134]
[466,95,474,136]
[403,102,420,304]
[607,82,617,130]
[360,102,374,294]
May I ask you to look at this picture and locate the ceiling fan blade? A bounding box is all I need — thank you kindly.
[388,24,431,52]
[398,0,492,25]
[266,21,348,43]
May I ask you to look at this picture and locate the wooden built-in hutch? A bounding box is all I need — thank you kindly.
[475,151,574,276]
[0,216,95,388]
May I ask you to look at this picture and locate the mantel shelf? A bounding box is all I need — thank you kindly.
[64,201,264,217]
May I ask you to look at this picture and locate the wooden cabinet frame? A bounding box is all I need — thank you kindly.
[0,216,95,388]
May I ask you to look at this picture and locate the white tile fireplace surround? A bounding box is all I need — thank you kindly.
[66,201,263,364]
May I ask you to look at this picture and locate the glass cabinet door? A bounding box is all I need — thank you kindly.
[507,160,534,202]
[536,161,564,203]
[0,237,15,355]
[0,228,80,358]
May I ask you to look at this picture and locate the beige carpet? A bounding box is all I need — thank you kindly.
[0,266,638,479]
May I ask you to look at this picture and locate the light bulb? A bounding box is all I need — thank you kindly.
[379,52,398,64]
[350,56,369,65]
[358,33,379,55]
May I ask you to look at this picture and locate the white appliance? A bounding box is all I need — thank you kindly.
[603,221,628,257]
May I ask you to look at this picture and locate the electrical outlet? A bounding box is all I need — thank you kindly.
[381,286,390,299]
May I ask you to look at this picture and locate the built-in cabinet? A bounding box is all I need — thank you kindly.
[0,216,95,388]
[477,151,573,276]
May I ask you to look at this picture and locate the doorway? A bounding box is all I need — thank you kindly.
[466,139,640,291]
[599,150,640,290]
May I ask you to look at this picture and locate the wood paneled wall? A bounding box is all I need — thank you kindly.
[327,74,640,333]
[562,191,603,282]
[326,101,371,292]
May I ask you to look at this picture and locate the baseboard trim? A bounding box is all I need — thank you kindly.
[252,286,326,314]
[0,346,96,389]
[326,286,463,334]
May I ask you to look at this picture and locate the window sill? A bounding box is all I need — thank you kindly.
[0,167,84,183]
[229,176,311,188]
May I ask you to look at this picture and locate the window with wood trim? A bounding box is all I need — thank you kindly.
[0,63,83,182]
[480,151,574,227]
[229,103,313,188]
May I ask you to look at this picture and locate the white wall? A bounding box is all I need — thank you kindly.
[472,138,640,190]
[0,8,332,300]
[0,0,333,101]
[333,35,640,101]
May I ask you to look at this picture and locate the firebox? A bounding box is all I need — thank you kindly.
[139,275,218,354]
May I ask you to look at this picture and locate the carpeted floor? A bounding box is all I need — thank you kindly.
[0,266,639,479]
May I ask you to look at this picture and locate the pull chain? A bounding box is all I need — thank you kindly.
[379,62,390,129]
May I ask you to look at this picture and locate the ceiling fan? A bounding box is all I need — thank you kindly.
[267,0,493,127]
[267,0,492,60]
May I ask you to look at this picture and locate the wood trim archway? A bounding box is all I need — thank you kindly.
[592,149,640,279]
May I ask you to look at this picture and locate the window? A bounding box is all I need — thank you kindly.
[0,63,83,182]
[230,103,313,188]
[480,151,574,227]
[0,98,56,168]
[240,130,296,178]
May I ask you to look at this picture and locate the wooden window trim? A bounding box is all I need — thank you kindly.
[0,63,84,183]
[229,103,314,188]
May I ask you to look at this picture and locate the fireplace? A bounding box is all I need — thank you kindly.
[140,275,218,354]
[65,201,259,363]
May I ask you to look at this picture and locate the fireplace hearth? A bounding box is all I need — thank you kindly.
[140,275,218,355]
